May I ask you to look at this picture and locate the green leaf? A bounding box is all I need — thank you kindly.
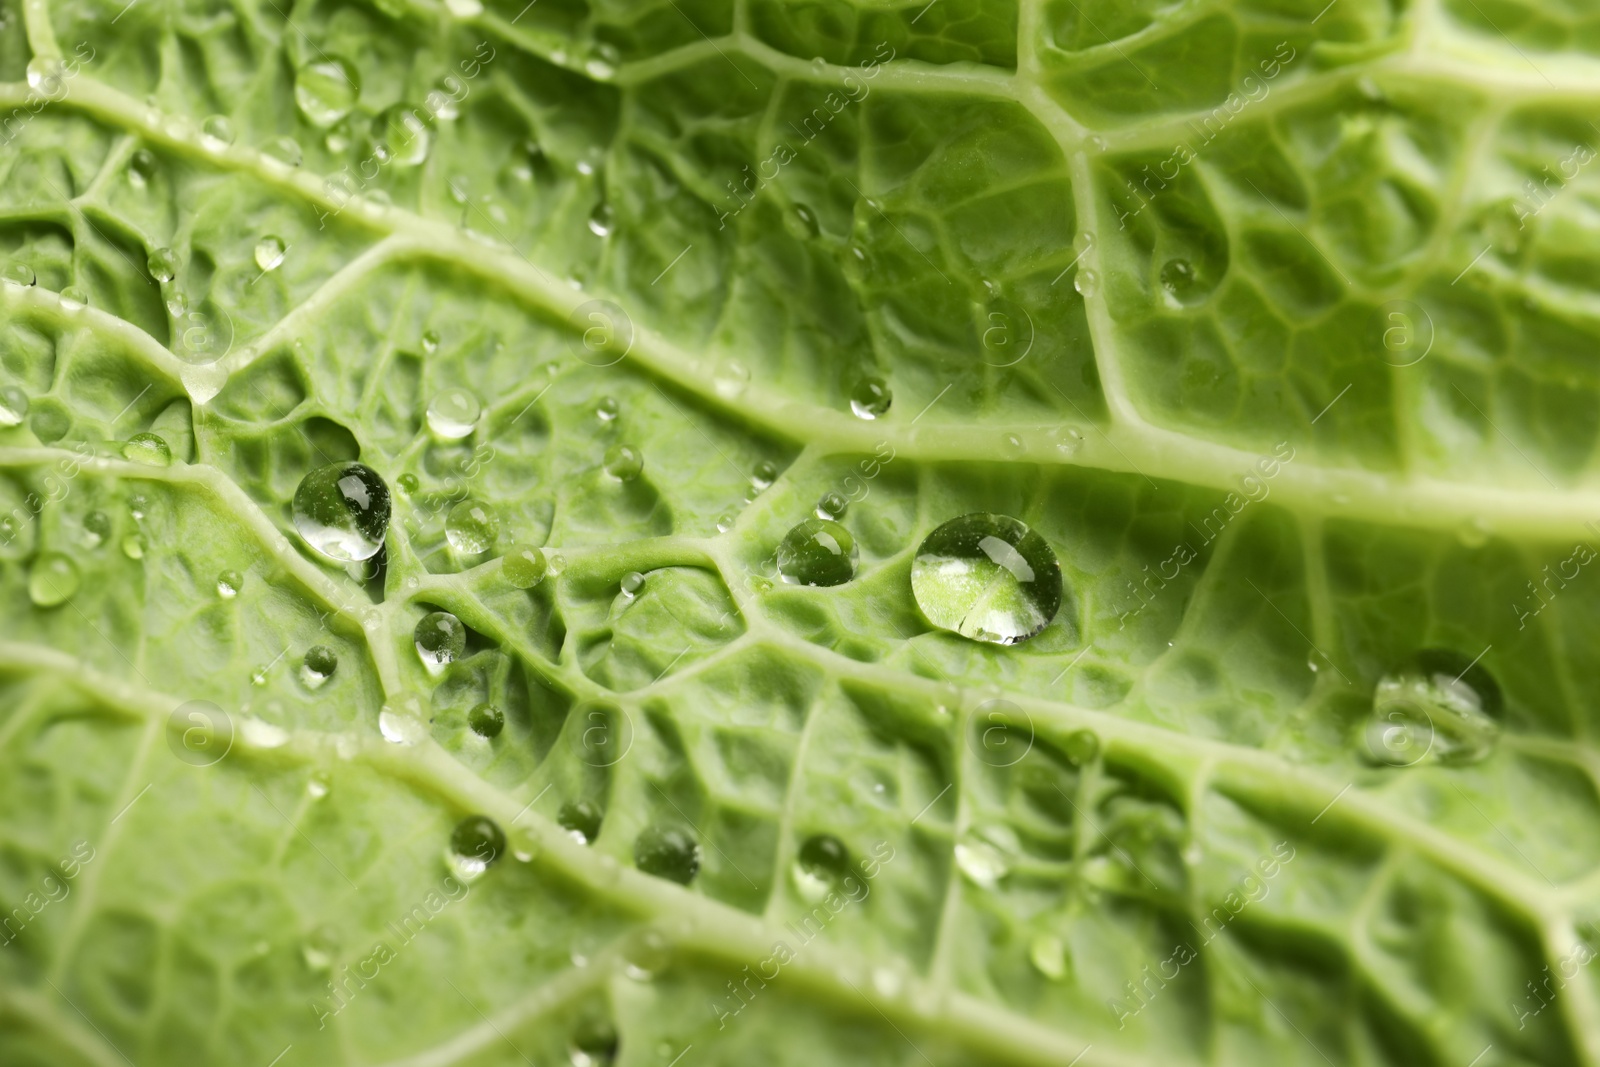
[2,1,1600,1065]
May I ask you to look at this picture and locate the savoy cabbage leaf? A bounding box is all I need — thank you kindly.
[2,0,1600,1064]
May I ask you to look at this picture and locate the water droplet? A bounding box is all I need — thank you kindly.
[301,645,337,689]
[449,815,506,879]
[954,836,1010,888]
[468,701,503,739]
[713,359,750,400]
[1159,258,1197,306]
[603,444,643,481]
[201,114,235,149]
[714,512,735,533]
[2,263,35,288]
[1003,432,1024,454]
[378,706,427,744]
[425,388,484,442]
[1053,426,1085,457]
[147,247,179,283]
[559,799,602,844]
[587,201,614,237]
[1364,648,1501,766]
[294,56,360,127]
[791,833,850,902]
[815,491,848,521]
[634,825,700,884]
[121,533,146,559]
[420,330,440,354]
[619,571,645,598]
[58,286,86,311]
[292,462,390,562]
[1063,728,1100,765]
[254,235,286,273]
[396,472,420,496]
[414,611,466,674]
[28,552,80,607]
[777,519,858,587]
[584,42,619,81]
[128,148,157,189]
[307,770,331,798]
[810,55,827,73]
[1029,934,1068,980]
[568,1022,619,1067]
[1089,135,1108,151]
[83,511,111,547]
[240,715,289,748]
[502,545,548,588]
[445,499,499,554]
[911,513,1063,645]
[751,460,778,490]
[25,56,65,93]
[263,136,302,168]
[1073,270,1098,297]
[0,386,28,427]
[595,396,620,423]
[121,433,172,467]
[216,569,243,599]
[791,202,820,238]
[373,103,431,167]
[850,377,891,419]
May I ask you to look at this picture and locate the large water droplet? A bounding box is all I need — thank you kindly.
[468,702,503,738]
[301,645,337,689]
[147,247,179,283]
[850,377,891,419]
[216,569,243,599]
[603,444,643,481]
[449,815,506,879]
[634,825,700,884]
[619,571,645,598]
[911,513,1063,645]
[776,519,858,587]
[415,611,466,674]
[373,104,431,167]
[426,389,480,439]
[445,499,498,554]
[559,800,603,844]
[28,552,80,607]
[122,433,172,467]
[294,57,360,127]
[1364,648,1501,766]
[292,462,390,562]
[502,545,548,588]
[254,236,286,273]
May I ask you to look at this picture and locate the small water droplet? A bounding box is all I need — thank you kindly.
[58,286,87,311]
[293,462,390,562]
[294,56,360,127]
[28,552,80,607]
[263,136,302,168]
[445,499,498,554]
[559,799,603,844]
[791,202,820,238]
[911,513,1063,645]
[777,519,858,587]
[449,815,506,879]
[396,472,420,496]
[714,512,735,533]
[420,330,440,354]
[1159,258,1197,306]
[1054,426,1085,457]
[815,491,848,521]
[128,148,157,189]
[2,263,36,288]
[568,1022,618,1067]
[121,533,146,559]
[301,645,337,689]
[1063,728,1100,765]
[414,611,466,674]
[502,545,547,588]
[25,56,65,93]
[147,247,179,283]
[634,825,700,884]
[1073,270,1098,297]
[1364,648,1501,767]
[810,55,828,73]
[254,235,286,273]
[713,359,750,399]
[790,833,850,902]
[587,201,614,237]
[0,386,29,427]
[1029,933,1068,980]
[468,701,503,738]
[619,571,645,598]
[216,569,243,598]
[603,444,643,481]
[954,836,1010,888]
[373,103,432,167]
[750,460,778,490]
[1002,432,1024,454]
[200,114,235,149]
[83,511,111,547]
[850,376,891,419]
[122,433,172,467]
[595,396,620,423]
[378,706,427,744]
[307,770,331,798]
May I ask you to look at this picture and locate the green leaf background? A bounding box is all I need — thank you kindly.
[3,0,1600,1063]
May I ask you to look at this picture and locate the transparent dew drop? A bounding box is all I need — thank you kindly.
[425,390,480,441]
[1363,648,1502,767]
[595,396,620,423]
[449,815,506,880]
[396,472,420,495]
[28,552,80,607]
[263,136,302,168]
[25,56,65,93]
[59,286,87,311]
[634,825,701,884]
[776,519,858,587]
[147,247,179,283]
[559,799,603,845]
[122,533,146,559]
[911,513,1064,645]
[373,103,432,167]
[128,148,157,189]
[791,833,850,902]
[445,499,498,554]
[421,330,440,354]
[1054,426,1085,457]
[216,569,243,599]
[568,1021,619,1067]
[1063,728,1100,765]
[292,462,390,562]
[301,645,338,689]
[83,511,111,548]
[2,263,35,288]
[1029,934,1068,981]
[619,571,645,598]
[254,236,286,273]
[714,513,734,534]
[502,545,548,588]
[587,201,614,237]
[1003,432,1024,454]
[713,359,750,400]
[1073,269,1098,297]
[751,460,778,490]
[0,386,29,427]
[415,611,466,674]
[850,376,891,419]
[603,444,643,481]
[791,202,821,239]
[584,42,620,81]
[294,56,360,127]
[121,433,172,467]
[954,834,1010,889]
[1159,258,1197,306]
[201,114,235,149]
[810,55,827,74]
[378,706,426,744]
[307,770,332,798]
[468,701,503,739]
[815,491,848,521]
